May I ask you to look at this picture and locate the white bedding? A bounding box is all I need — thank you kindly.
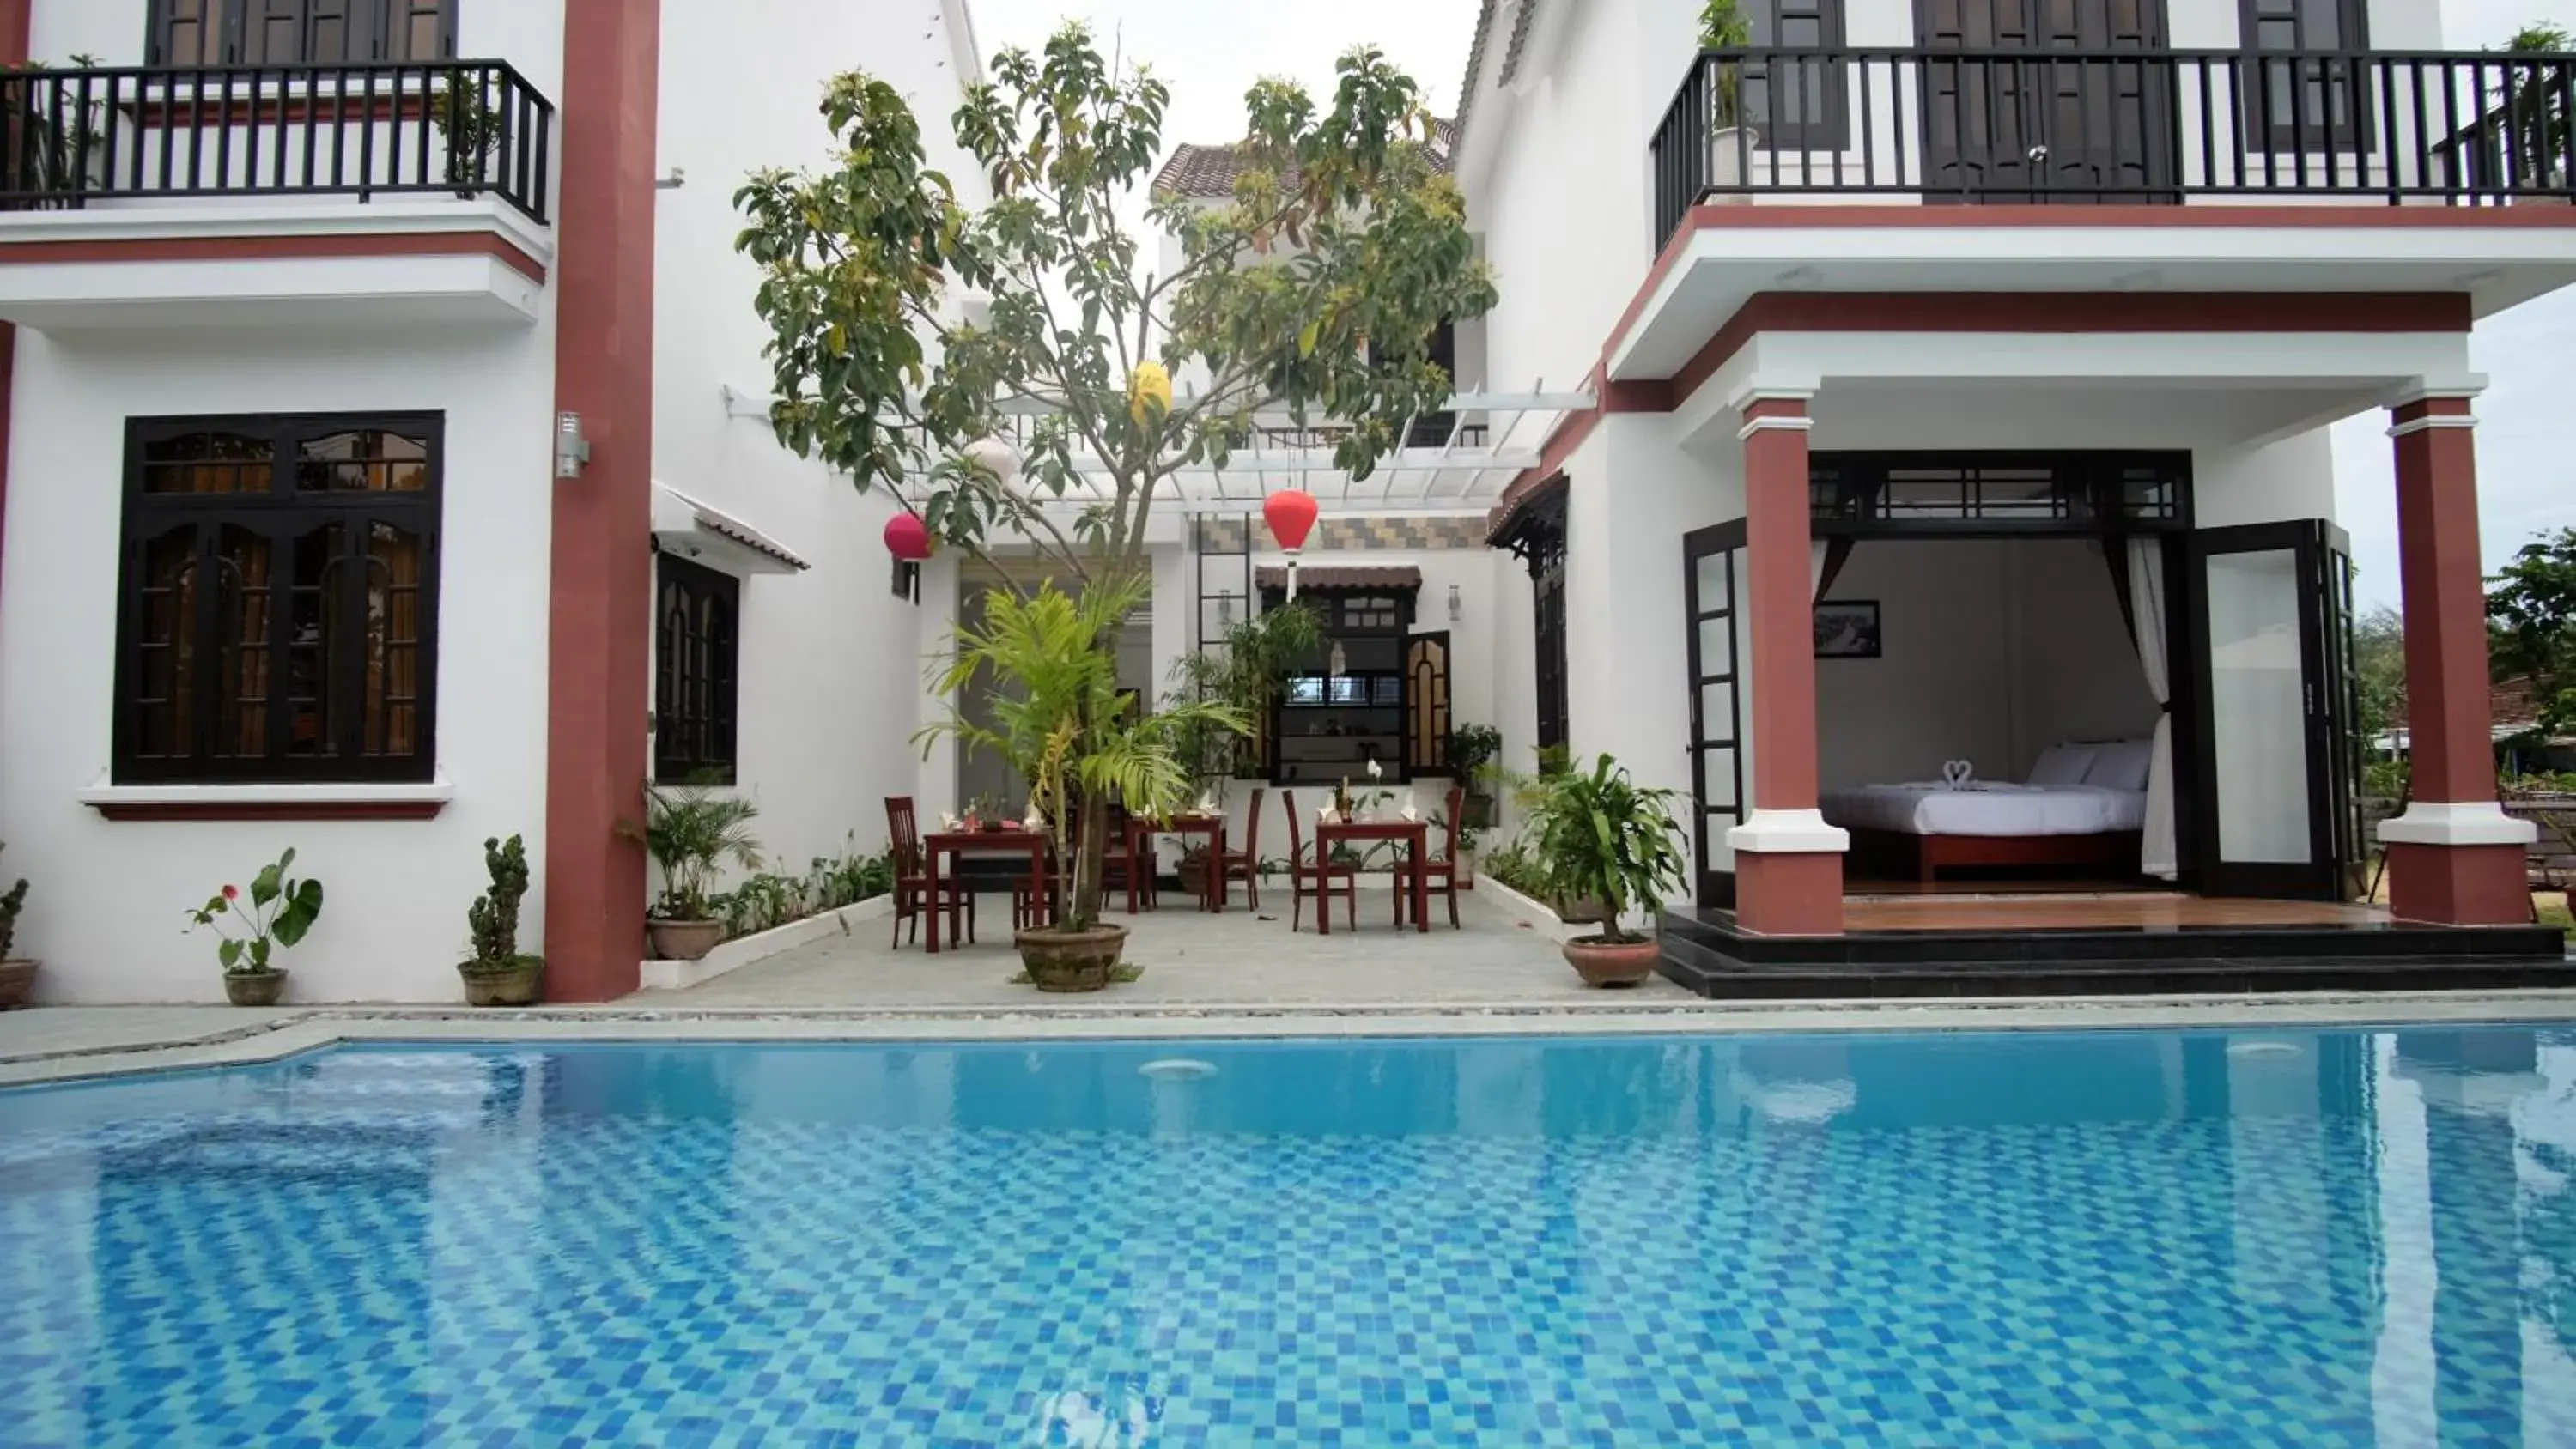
[1822,782,2148,838]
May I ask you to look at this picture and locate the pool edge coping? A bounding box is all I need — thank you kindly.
[9,990,2576,1088]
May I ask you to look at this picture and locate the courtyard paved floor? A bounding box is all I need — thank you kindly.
[7,880,2576,1088]
[629,886,1664,1009]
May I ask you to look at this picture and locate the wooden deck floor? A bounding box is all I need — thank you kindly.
[1842,894,2392,934]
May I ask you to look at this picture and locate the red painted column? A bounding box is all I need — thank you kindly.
[543,0,661,1000]
[2380,392,2534,926]
[1730,393,1846,936]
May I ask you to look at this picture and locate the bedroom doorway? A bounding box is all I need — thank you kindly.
[1793,453,2197,903]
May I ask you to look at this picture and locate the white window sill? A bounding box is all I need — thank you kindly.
[80,775,454,820]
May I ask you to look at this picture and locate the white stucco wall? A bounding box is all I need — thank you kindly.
[1815,537,2162,793]
[0,323,557,1003]
[650,0,990,887]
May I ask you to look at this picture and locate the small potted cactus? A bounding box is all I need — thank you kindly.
[0,844,32,1009]
[458,834,544,1006]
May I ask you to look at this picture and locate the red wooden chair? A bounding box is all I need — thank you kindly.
[1396,785,1467,930]
[1219,787,1266,911]
[1280,790,1356,933]
[1099,804,1157,913]
[885,797,971,947]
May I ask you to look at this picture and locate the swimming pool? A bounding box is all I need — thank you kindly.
[2,1028,2571,1446]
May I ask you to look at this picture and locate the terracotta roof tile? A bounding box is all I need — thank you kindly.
[1152,118,1456,200]
[1255,565,1422,592]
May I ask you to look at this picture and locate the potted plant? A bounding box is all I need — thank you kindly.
[920,577,1247,991]
[643,785,762,961]
[1527,754,1689,987]
[2497,24,2574,198]
[1165,598,1325,792]
[432,70,507,197]
[457,834,544,1006]
[1448,723,1503,828]
[186,850,325,1007]
[1698,0,1759,192]
[0,845,30,1009]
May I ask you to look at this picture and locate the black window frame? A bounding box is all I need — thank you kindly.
[148,0,459,67]
[113,410,444,785]
[2239,0,2373,154]
[1262,585,1418,787]
[1748,0,1852,152]
[653,552,742,786]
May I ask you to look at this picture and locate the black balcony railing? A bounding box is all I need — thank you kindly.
[0,60,553,222]
[1651,47,2576,249]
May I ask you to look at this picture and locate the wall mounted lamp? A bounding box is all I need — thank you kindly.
[556,412,592,480]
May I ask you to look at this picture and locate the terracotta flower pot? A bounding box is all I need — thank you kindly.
[0,959,35,1010]
[223,969,289,1007]
[458,955,545,1007]
[647,918,726,961]
[1015,924,1129,993]
[1563,934,1660,989]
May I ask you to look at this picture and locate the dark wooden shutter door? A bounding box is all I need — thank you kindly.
[1405,632,1451,778]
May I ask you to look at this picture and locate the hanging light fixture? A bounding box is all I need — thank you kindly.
[1262,488,1320,598]
[884,512,933,562]
[962,437,1022,493]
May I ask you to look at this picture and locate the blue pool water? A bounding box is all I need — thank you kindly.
[3,1029,2574,1447]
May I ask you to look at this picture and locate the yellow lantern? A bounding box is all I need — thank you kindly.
[1129,361,1171,426]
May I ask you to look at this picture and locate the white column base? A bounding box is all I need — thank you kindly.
[2378,801,2537,847]
[1726,809,1850,854]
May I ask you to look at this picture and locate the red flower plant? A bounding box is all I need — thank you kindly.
[222,884,239,900]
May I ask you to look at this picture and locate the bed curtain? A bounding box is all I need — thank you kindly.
[2126,537,2178,879]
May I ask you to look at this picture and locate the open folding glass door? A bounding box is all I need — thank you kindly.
[2187,521,2361,900]
[1684,523,1749,908]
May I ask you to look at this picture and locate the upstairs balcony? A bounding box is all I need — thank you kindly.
[0,59,555,332]
[1650,46,2576,240]
[1611,45,2576,394]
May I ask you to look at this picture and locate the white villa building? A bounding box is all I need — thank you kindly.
[0,0,2569,1003]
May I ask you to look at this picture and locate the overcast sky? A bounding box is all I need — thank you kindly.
[967,0,2574,610]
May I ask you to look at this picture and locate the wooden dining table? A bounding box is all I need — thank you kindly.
[1315,818,1429,935]
[1127,815,1227,912]
[921,828,1048,955]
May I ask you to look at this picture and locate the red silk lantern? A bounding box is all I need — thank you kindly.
[1263,488,1318,553]
[1263,488,1321,599]
[884,512,933,562]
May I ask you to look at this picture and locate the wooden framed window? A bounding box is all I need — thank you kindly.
[1267,588,1416,785]
[2240,0,2372,152]
[148,0,457,66]
[654,554,740,785]
[114,413,441,784]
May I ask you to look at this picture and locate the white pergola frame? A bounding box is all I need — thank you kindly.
[721,381,1591,516]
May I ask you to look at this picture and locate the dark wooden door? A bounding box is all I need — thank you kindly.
[1917,0,2177,203]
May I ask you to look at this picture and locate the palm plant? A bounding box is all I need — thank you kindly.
[2498,23,2575,189]
[1165,599,1325,791]
[644,785,763,923]
[1699,0,1753,127]
[920,574,1248,931]
[1526,754,1689,946]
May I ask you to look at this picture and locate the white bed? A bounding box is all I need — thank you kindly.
[1822,742,2154,882]
[1822,781,2148,838]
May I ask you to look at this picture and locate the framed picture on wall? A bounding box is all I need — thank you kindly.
[1814,601,1881,659]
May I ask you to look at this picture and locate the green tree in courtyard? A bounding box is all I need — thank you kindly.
[733,21,1497,928]
[2489,525,2576,739]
